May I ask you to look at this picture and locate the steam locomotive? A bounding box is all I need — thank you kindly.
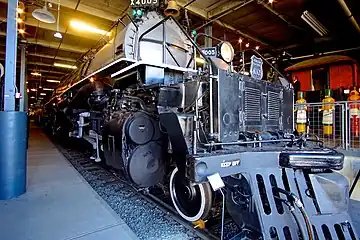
[42,8,357,240]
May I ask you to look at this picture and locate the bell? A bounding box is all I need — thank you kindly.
[164,0,180,17]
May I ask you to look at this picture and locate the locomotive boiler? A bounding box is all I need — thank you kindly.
[43,6,358,240]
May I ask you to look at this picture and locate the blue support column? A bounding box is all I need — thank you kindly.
[4,0,18,111]
[19,44,26,112]
[0,0,28,200]
[0,112,27,199]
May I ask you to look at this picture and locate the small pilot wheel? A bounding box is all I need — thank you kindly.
[169,167,213,222]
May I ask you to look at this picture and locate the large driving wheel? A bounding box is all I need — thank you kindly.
[169,167,213,222]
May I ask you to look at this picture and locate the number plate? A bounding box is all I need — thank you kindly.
[130,0,159,7]
[201,47,217,57]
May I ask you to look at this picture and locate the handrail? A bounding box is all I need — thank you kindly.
[137,15,211,66]
[193,33,224,46]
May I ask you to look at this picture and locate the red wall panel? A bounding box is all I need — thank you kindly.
[329,64,354,89]
[292,70,311,91]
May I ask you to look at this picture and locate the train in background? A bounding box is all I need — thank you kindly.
[41,1,357,239]
[285,55,359,102]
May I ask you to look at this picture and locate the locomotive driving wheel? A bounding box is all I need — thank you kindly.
[169,168,213,222]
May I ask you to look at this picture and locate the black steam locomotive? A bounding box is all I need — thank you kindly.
[42,9,357,240]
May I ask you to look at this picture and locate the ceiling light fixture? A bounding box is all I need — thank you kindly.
[245,43,250,48]
[40,93,46,96]
[17,8,24,14]
[54,0,63,39]
[17,18,23,23]
[54,32,62,39]
[43,88,54,91]
[47,79,61,83]
[18,29,25,34]
[70,20,111,36]
[32,0,56,24]
[54,62,77,69]
[30,88,37,92]
[301,11,328,36]
[255,46,260,50]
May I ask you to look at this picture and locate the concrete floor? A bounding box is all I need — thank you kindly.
[0,125,359,240]
[0,126,138,240]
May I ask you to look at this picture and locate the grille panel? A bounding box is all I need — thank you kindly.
[268,91,280,120]
[245,87,261,121]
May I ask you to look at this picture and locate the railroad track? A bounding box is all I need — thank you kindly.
[48,134,242,240]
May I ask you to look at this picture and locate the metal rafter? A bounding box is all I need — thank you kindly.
[176,0,272,47]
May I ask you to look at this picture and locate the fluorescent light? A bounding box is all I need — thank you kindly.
[39,97,44,100]
[70,20,111,36]
[47,79,60,83]
[301,11,328,36]
[40,93,46,96]
[31,72,41,76]
[30,88,37,92]
[344,89,350,94]
[30,96,35,99]
[54,63,77,69]
[43,88,54,91]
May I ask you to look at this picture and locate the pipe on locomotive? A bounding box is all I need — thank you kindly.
[273,187,314,240]
[193,33,234,137]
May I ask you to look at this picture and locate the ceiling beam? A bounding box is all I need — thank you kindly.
[27,61,77,69]
[0,51,77,62]
[0,0,121,21]
[28,76,61,81]
[24,18,102,42]
[277,37,334,51]
[0,34,88,53]
[26,38,88,53]
[28,53,77,62]
[207,0,251,19]
[28,68,67,75]
[176,0,271,47]
[46,0,121,22]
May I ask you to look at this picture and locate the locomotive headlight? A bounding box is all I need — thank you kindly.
[219,41,234,63]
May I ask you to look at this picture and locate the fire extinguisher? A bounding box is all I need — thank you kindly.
[295,91,307,133]
[322,89,335,136]
[348,88,360,137]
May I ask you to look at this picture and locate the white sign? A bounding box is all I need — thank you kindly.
[250,55,263,80]
[207,173,225,191]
